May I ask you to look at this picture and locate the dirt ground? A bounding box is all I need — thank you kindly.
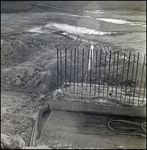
[1,90,52,147]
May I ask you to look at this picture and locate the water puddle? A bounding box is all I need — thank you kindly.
[27,22,117,35]
[28,27,43,33]
[55,12,91,18]
[96,18,146,27]
[85,10,104,14]
[44,22,116,35]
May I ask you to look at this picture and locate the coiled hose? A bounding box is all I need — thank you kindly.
[108,120,146,138]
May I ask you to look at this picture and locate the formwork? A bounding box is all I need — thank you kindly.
[52,48,146,117]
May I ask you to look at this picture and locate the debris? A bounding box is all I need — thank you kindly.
[1,134,26,149]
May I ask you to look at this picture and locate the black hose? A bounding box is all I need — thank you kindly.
[108,119,146,138]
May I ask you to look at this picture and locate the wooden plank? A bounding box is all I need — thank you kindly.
[29,106,49,146]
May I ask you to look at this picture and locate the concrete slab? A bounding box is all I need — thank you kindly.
[39,110,146,149]
[50,100,146,117]
[52,83,146,117]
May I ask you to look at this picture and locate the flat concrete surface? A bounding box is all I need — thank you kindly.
[50,100,146,117]
[39,110,146,149]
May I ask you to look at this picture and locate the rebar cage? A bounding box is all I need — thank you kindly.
[56,48,146,109]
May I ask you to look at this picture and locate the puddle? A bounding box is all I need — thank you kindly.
[85,10,104,14]
[96,18,146,27]
[55,12,91,18]
[45,22,116,35]
[28,27,43,33]
[28,22,117,36]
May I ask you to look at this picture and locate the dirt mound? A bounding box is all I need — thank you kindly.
[1,59,57,93]
[1,38,92,93]
[1,39,33,68]
[2,39,145,94]
[1,38,49,68]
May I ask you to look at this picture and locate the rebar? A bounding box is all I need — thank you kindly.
[98,50,102,100]
[138,54,146,106]
[125,52,131,102]
[56,49,145,109]
[65,48,67,94]
[103,51,107,98]
[74,49,76,98]
[129,54,135,103]
[111,52,115,101]
[132,53,139,106]
[86,49,90,97]
[115,52,119,105]
[94,51,98,98]
[120,53,126,102]
[57,48,59,90]
[82,49,84,97]
[70,49,72,93]
[60,49,62,91]
[90,49,92,99]
[77,49,79,97]
[107,51,111,105]
[142,81,146,107]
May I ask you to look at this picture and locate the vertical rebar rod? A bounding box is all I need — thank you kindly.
[77,49,79,97]
[70,49,72,93]
[103,51,107,98]
[132,53,139,106]
[94,51,98,98]
[74,49,76,98]
[65,48,67,95]
[111,52,115,101]
[82,49,84,98]
[129,54,135,103]
[57,48,59,90]
[90,49,92,99]
[60,49,62,91]
[138,54,145,106]
[120,53,126,102]
[115,52,119,105]
[107,51,111,105]
[142,81,146,107]
[86,49,90,97]
[98,50,102,100]
[125,52,131,101]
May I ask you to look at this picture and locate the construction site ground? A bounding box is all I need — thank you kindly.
[1,89,146,149]
[1,4,146,149]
